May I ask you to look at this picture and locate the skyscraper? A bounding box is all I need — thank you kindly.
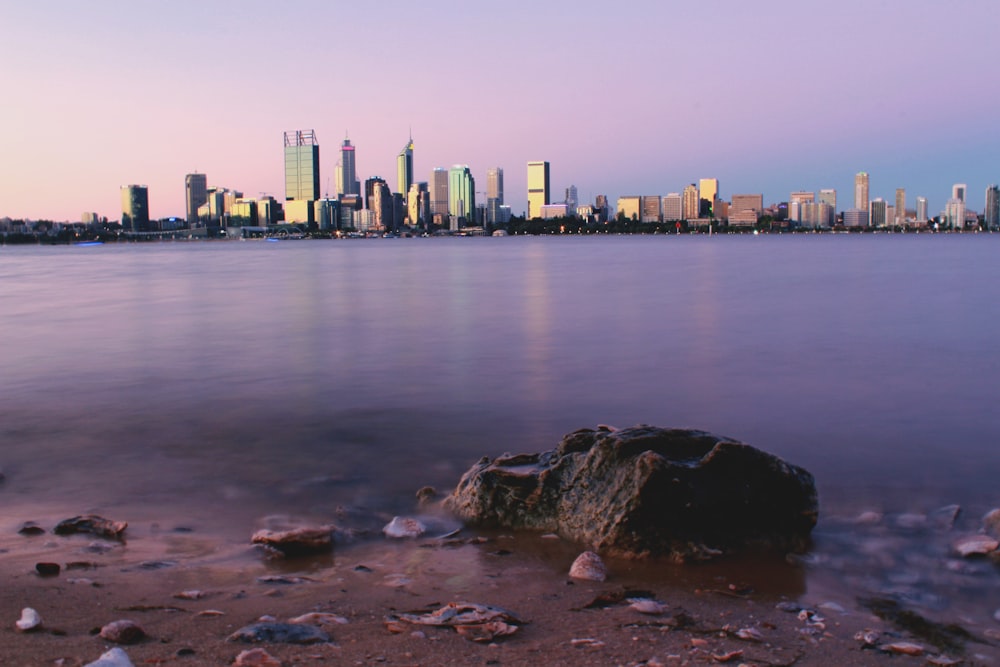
[284,130,320,201]
[986,186,999,227]
[952,183,967,203]
[430,168,449,217]
[185,173,207,226]
[682,184,699,220]
[663,193,683,221]
[565,185,578,212]
[407,182,430,227]
[869,198,887,227]
[895,188,906,224]
[527,161,550,219]
[916,196,928,224]
[339,136,359,196]
[486,167,504,225]
[121,185,149,231]
[396,136,414,196]
[854,172,869,210]
[448,165,475,221]
[699,178,719,216]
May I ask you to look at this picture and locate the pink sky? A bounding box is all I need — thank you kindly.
[1,0,998,222]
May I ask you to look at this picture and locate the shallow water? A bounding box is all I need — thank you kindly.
[2,235,999,630]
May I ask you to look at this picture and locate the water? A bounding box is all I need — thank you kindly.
[2,235,999,624]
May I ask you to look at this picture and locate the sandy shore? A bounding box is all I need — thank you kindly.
[4,520,997,667]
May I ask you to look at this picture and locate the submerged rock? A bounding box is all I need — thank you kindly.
[99,619,146,644]
[382,516,426,539]
[18,521,45,536]
[952,534,999,557]
[251,526,333,556]
[227,622,330,644]
[445,424,817,559]
[54,515,127,540]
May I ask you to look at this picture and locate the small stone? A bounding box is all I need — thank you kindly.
[415,486,438,505]
[18,521,45,536]
[628,598,667,615]
[251,526,333,556]
[926,655,963,666]
[895,513,927,529]
[711,649,743,662]
[196,610,224,617]
[173,590,205,600]
[289,612,349,626]
[35,562,61,577]
[853,510,883,525]
[983,508,1000,539]
[99,619,146,644]
[227,622,330,644]
[382,516,426,539]
[83,648,135,667]
[953,533,999,557]
[816,601,846,613]
[16,607,42,632]
[569,551,607,582]
[931,504,962,530]
[234,648,283,666]
[175,647,196,656]
[54,515,127,540]
[735,627,764,642]
[879,641,924,656]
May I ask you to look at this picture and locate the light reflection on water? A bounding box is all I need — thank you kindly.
[2,235,1000,627]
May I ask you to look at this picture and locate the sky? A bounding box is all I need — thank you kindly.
[1,0,998,222]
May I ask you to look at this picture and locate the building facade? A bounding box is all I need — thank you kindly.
[986,185,999,227]
[869,198,887,227]
[185,173,207,226]
[916,196,928,224]
[662,193,682,221]
[855,172,869,210]
[527,161,550,219]
[616,196,640,221]
[640,196,661,223]
[284,130,320,203]
[448,165,475,221]
[121,185,149,231]
[396,137,414,196]
[430,168,449,217]
[682,184,699,220]
[339,136,359,196]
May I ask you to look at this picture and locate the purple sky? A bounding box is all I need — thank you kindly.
[1,0,998,222]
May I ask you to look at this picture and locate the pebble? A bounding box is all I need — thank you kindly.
[628,598,667,615]
[569,551,607,582]
[879,641,925,656]
[983,508,1000,539]
[382,516,426,539]
[952,534,999,557]
[289,612,349,625]
[196,610,225,617]
[99,619,146,644]
[251,526,333,556]
[173,589,205,600]
[227,622,330,644]
[83,648,135,667]
[18,521,46,536]
[16,607,42,632]
[895,513,927,529]
[234,648,283,666]
[54,514,127,540]
[35,562,61,577]
[853,510,883,525]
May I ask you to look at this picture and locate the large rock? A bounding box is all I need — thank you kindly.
[444,425,818,560]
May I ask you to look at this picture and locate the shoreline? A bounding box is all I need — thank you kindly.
[4,517,999,666]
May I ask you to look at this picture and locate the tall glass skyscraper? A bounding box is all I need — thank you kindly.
[396,136,414,196]
[527,161,550,219]
[448,165,475,220]
[854,172,869,210]
[486,167,504,225]
[185,173,207,225]
[121,185,149,231]
[283,130,320,201]
[430,168,449,217]
[339,136,359,196]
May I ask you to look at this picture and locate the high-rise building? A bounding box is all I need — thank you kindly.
[369,180,393,231]
[527,161,550,219]
[640,196,661,223]
[945,198,966,229]
[819,189,836,215]
[407,182,430,227]
[854,172,869,210]
[339,136,359,196]
[731,194,763,216]
[699,178,719,216]
[869,198,887,227]
[565,185,578,211]
[952,184,967,203]
[594,194,610,222]
[682,184,699,220]
[986,185,999,227]
[284,130,320,202]
[788,191,814,223]
[396,136,414,196]
[895,188,906,224]
[663,193,683,221]
[616,196,640,221]
[430,168,449,217]
[121,185,149,231]
[916,196,928,224]
[487,167,504,204]
[185,173,207,226]
[448,165,475,220]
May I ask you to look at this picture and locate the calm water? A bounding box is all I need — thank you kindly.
[2,235,1000,620]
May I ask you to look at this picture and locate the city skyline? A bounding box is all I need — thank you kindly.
[1,1,998,222]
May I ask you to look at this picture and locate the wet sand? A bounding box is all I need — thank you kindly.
[4,520,996,667]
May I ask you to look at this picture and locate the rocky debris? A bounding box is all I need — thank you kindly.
[83,647,135,667]
[251,526,333,556]
[931,504,962,530]
[288,612,349,626]
[878,641,925,656]
[860,597,974,654]
[98,619,146,644]
[256,575,316,585]
[569,551,607,581]
[385,602,524,642]
[854,629,881,648]
[15,607,42,632]
[35,562,60,577]
[445,424,817,560]
[228,622,330,644]
[416,486,438,505]
[382,516,426,539]
[983,508,1000,540]
[173,589,206,600]
[18,521,45,536]
[54,515,127,540]
[234,648,283,666]
[952,533,999,557]
[628,598,668,615]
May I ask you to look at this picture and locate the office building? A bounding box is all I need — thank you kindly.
[869,198,887,227]
[527,161,550,219]
[364,176,387,212]
[284,130,320,202]
[916,196,928,224]
[594,195,610,222]
[844,208,869,227]
[120,185,149,231]
[698,178,718,216]
[448,165,475,221]
[540,203,569,219]
[339,136,359,196]
[855,172,869,210]
[430,168,449,217]
[894,188,906,224]
[731,193,763,216]
[952,183,967,203]
[616,196,640,221]
[819,189,836,214]
[945,198,966,229]
[640,196,661,223]
[663,193,683,221]
[370,180,393,231]
[986,185,999,227]
[682,184,699,219]
[185,173,207,226]
[565,185,578,211]
[396,136,414,196]
[407,182,430,227]
[486,167,504,225]
[788,191,814,223]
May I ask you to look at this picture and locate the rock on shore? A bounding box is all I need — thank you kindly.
[445,424,818,560]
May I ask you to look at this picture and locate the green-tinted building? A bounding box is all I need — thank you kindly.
[121,184,149,231]
[284,130,320,202]
[448,165,475,221]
